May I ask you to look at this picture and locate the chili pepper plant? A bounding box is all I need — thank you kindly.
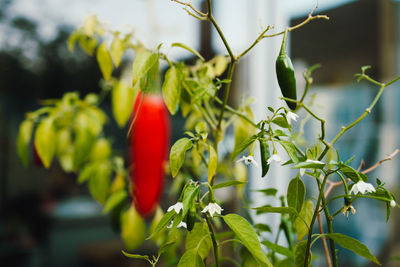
[16,1,400,266]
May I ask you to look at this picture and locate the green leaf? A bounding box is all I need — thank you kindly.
[254,223,271,233]
[88,161,111,204]
[147,210,176,240]
[83,15,97,37]
[121,206,146,251]
[103,190,127,214]
[34,117,56,168]
[172,42,205,61]
[262,240,293,258]
[96,42,113,80]
[326,233,380,264]
[77,162,97,184]
[158,238,177,256]
[255,188,278,196]
[252,206,298,218]
[212,180,246,190]
[132,50,158,87]
[231,134,258,160]
[214,55,228,76]
[340,165,367,182]
[17,120,34,166]
[73,127,95,169]
[112,81,136,127]
[90,138,111,162]
[186,222,212,259]
[111,35,124,67]
[121,250,149,261]
[177,249,204,267]
[170,138,193,177]
[287,177,305,215]
[162,66,181,115]
[294,240,311,267]
[173,184,199,227]
[279,140,300,164]
[294,160,325,169]
[272,116,289,128]
[223,214,273,267]
[208,144,218,184]
[295,200,313,240]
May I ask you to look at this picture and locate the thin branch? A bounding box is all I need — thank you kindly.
[318,213,333,267]
[237,25,272,60]
[361,149,400,174]
[172,0,207,17]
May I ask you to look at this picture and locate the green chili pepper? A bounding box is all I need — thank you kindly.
[276,28,297,110]
[186,201,196,231]
[259,138,270,177]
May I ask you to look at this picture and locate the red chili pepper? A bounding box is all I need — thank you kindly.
[129,92,171,217]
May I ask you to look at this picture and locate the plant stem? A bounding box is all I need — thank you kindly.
[320,192,338,267]
[304,173,329,267]
[204,214,220,267]
[213,96,258,128]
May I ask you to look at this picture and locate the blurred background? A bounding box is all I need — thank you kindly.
[0,0,399,266]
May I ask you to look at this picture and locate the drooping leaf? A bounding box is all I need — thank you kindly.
[223,214,272,266]
[214,55,228,76]
[17,120,33,166]
[231,134,258,160]
[162,66,181,114]
[212,180,246,190]
[34,117,56,168]
[121,250,149,261]
[147,210,176,240]
[121,206,146,251]
[295,200,313,240]
[262,240,293,258]
[326,233,380,264]
[112,81,136,127]
[172,42,205,61]
[186,222,212,259]
[170,138,193,177]
[103,190,127,214]
[111,35,124,67]
[279,140,300,164]
[294,240,311,267]
[287,177,305,215]
[252,206,298,218]
[132,50,158,87]
[208,144,218,184]
[88,161,111,204]
[96,42,113,80]
[177,249,204,267]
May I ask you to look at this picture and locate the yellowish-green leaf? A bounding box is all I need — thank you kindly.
[121,206,146,251]
[83,15,97,37]
[88,161,111,204]
[170,138,193,177]
[111,35,124,67]
[326,233,380,265]
[295,200,313,240]
[103,190,127,214]
[96,42,113,81]
[287,177,305,215]
[172,42,205,61]
[214,55,228,76]
[90,138,111,161]
[177,249,204,267]
[67,31,80,52]
[294,240,311,267]
[132,50,158,87]
[162,66,181,115]
[223,214,273,266]
[208,144,218,184]
[34,117,56,168]
[112,81,136,127]
[17,120,33,166]
[186,222,212,259]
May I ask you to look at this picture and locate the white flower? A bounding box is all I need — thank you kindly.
[167,202,183,214]
[177,221,187,229]
[267,154,282,165]
[202,202,223,217]
[167,221,187,229]
[342,204,356,218]
[300,168,306,176]
[390,200,397,208]
[286,111,299,125]
[349,181,376,195]
[236,155,258,168]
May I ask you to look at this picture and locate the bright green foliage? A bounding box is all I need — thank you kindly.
[112,81,136,127]
[170,138,193,177]
[34,117,56,168]
[17,120,33,166]
[97,42,113,80]
[162,66,182,115]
